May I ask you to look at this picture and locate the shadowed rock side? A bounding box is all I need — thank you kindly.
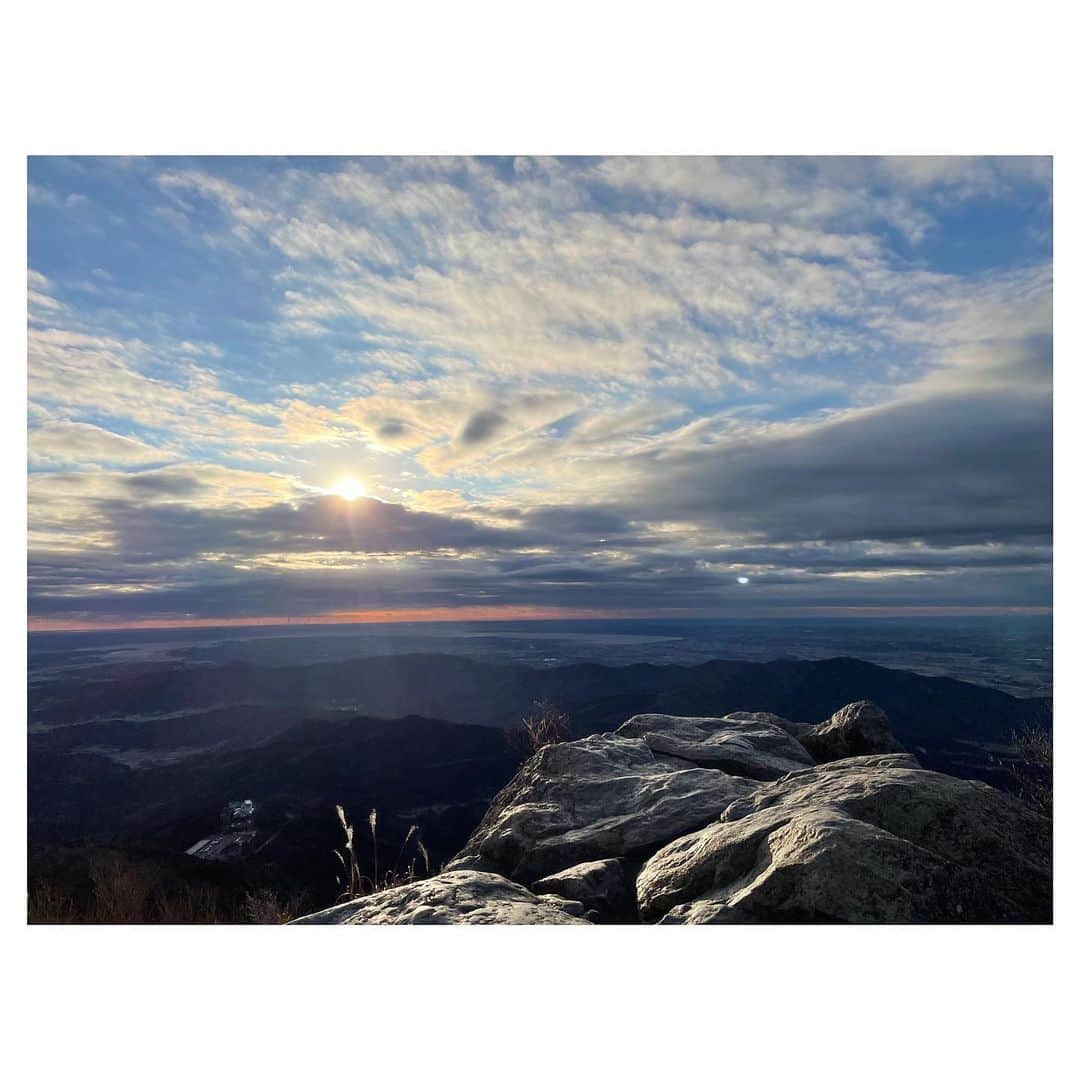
[532,859,633,920]
[791,700,906,763]
[293,704,1051,925]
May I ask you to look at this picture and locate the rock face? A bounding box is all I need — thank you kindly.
[454,733,760,883]
[637,754,1051,924]
[616,712,814,778]
[295,700,1051,925]
[532,859,632,919]
[795,700,906,762]
[291,870,592,925]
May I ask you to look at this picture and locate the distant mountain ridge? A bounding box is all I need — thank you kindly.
[31,652,1049,779]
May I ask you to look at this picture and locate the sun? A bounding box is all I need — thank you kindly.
[330,476,367,502]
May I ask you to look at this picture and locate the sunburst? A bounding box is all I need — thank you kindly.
[330,476,366,501]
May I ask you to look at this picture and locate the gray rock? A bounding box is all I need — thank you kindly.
[616,712,814,778]
[455,733,760,882]
[532,858,632,918]
[533,894,589,919]
[637,754,1051,924]
[441,853,500,874]
[772,717,814,738]
[642,806,954,924]
[290,870,592,925]
[797,700,905,762]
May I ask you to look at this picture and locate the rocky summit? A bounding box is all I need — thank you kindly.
[293,701,1052,925]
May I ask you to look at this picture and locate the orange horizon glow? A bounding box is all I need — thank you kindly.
[26,605,628,633]
[26,604,1051,633]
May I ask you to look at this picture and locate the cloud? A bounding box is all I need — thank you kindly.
[593,156,1050,243]
[375,419,409,440]
[30,481,526,565]
[29,421,174,466]
[459,409,508,445]
[26,156,1053,623]
[613,376,1051,548]
[27,538,1051,624]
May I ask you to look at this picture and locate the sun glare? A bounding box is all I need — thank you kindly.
[331,476,366,502]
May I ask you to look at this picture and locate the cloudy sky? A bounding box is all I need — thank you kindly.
[27,156,1052,629]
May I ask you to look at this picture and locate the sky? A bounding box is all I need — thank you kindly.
[26,156,1052,629]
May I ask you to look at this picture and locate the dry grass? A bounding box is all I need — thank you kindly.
[28,807,436,924]
[334,803,364,899]
[154,882,220,924]
[26,881,78,924]
[1004,726,1052,817]
[333,805,431,903]
[506,698,572,759]
[87,853,160,923]
[242,887,305,924]
[27,849,303,924]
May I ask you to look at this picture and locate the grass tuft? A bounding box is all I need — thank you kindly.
[506,698,572,759]
[333,805,431,903]
[1003,725,1053,817]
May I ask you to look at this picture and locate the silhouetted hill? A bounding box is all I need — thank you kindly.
[32,651,1048,747]
[29,712,522,918]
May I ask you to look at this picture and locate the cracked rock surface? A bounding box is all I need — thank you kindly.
[292,870,592,925]
[616,711,814,778]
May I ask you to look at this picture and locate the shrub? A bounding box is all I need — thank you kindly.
[27,850,304,924]
[242,887,306,924]
[27,881,78,924]
[1005,726,1052,817]
[88,853,159,923]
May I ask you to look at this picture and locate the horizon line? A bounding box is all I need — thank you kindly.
[26,604,1053,633]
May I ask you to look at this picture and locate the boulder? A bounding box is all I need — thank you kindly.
[616,711,814,779]
[455,733,760,882]
[640,806,956,924]
[797,700,905,762]
[532,858,632,919]
[290,870,592,925]
[637,753,1051,924]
